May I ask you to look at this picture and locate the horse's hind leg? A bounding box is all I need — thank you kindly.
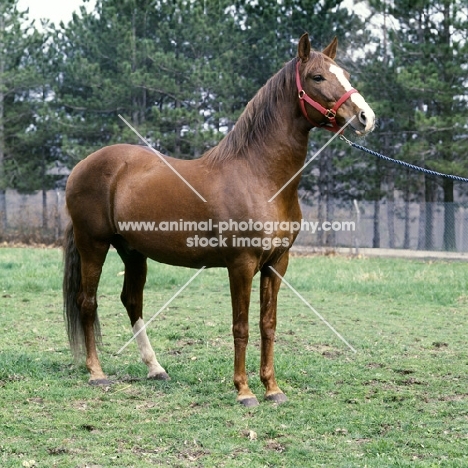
[76,239,110,385]
[120,250,169,380]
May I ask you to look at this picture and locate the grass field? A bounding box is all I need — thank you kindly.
[1,247,468,467]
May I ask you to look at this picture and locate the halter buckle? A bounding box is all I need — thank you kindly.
[324,109,336,120]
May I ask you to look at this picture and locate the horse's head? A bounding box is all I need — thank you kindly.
[296,33,375,136]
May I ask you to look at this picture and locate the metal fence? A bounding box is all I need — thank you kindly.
[1,189,468,252]
[296,199,468,252]
[0,189,67,244]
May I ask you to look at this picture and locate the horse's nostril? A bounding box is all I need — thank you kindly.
[358,111,367,125]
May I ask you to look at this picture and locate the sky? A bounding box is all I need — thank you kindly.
[17,0,365,27]
[17,0,97,27]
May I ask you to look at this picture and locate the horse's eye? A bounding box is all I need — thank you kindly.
[312,75,324,83]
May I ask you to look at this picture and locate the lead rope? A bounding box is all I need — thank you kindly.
[339,134,468,183]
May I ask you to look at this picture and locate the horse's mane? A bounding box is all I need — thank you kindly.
[203,56,305,164]
[204,51,324,163]
[203,52,327,164]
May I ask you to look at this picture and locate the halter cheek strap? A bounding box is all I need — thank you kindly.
[295,60,358,133]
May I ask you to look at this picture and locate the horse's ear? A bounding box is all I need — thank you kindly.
[322,37,338,59]
[297,33,311,63]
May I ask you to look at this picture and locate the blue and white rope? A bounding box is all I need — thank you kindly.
[340,136,468,183]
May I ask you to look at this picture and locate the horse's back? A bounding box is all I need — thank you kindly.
[67,144,167,184]
[65,144,213,245]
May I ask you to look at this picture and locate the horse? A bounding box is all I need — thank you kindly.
[63,33,375,407]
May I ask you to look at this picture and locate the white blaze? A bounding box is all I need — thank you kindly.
[329,64,375,133]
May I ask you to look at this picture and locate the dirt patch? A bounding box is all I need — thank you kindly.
[437,394,468,402]
[367,362,385,369]
[305,343,342,358]
[393,368,415,375]
[432,341,449,349]
[397,377,425,386]
[265,440,286,452]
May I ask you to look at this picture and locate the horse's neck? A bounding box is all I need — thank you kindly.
[244,115,311,193]
[206,83,312,198]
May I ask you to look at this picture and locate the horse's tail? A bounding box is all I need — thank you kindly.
[63,222,101,359]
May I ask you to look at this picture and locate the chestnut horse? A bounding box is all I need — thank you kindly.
[63,34,375,406]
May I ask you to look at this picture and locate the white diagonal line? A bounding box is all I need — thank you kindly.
[269,266,357,353]
[116,266,206,355]
[118,114,207,203]
[268,116,356,203]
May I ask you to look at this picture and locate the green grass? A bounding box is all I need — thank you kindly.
[1,247,468,467]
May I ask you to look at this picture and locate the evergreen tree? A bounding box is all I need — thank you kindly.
[11,25,63,232]
[0,0,53,237]
[55,0,361,169]
[363,0,468,250]
[55,0,248,161]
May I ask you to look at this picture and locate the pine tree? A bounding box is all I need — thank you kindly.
[11,25,63,233]
[0,0,51,237]
[54,0,249,162]
[363,0,468,250]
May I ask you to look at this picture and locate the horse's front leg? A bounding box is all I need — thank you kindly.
[259,253,289,403]
[228,263,258,407]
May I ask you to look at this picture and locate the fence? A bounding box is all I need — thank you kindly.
[1,189,468,252]
[0,190,67,244]
[296,199,468,252]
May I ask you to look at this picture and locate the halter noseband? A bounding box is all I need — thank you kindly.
[295,59,358,133]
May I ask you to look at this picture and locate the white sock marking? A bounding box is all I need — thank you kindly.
[132,318,166,376]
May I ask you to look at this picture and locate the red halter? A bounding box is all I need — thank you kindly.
[295,59,358,133]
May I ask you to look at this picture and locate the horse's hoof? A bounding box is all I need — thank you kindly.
[89,378,112,386]
[238,397,259,407]
[265,393,288,404]
[148,372,171,381]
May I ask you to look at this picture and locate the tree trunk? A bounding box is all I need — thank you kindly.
[42,190,47,232]
[0,14,6,237]
[41,155,47,232]
[325,149,335,247]
[418,202,426,250]
[317,151,325,246]
[424,177,435,250]
[440,1,456,252]
[386,168,395,249]
[55,190,61,242]
[317,194,324,246]
[403,199,410,249]
[417,173,426,250]
[403,180,411,249]
[372,158,381,248]
[373,199,380,248]
[443,178,456,251]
